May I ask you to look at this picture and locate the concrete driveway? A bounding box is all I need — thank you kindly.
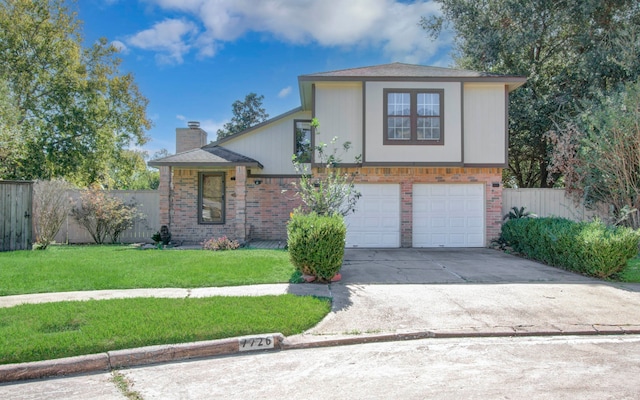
[292,248,640,341]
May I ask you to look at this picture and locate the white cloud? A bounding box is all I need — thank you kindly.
[126,18,199,64]
[176,114,186,121]
[133,0,448,64]
[277,86,292,99]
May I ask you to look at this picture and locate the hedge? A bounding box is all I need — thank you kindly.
[501,217,639,278]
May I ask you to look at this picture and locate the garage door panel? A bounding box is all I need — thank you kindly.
[413,184,485,247]
[345,184,400,248]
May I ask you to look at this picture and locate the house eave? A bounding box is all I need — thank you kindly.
[147,161,264,169]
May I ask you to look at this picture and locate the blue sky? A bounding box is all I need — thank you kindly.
[79,0,454,155]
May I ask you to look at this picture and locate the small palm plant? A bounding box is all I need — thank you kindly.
[503,206,537,221]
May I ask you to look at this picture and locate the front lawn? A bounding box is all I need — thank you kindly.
[616,257,640,282]
[0,295,331,365]
[0,246,295,296]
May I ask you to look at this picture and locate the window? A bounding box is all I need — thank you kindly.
[198,172,225,224]
[294,120,312,163]
[383,89,444,145]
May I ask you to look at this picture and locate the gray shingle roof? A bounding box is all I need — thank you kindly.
[147,145,263,168]
[300,62,516,79]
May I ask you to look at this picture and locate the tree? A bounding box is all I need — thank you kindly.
[422,0,640,187]
[547,80,640,228]
[216,93,269,139]
[0,0,152,186]
[0,79,26,178]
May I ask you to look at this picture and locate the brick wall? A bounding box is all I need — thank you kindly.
[176,128,207,153]
[246,177,302,240]
[168,168,241,244]
[164,166,502,246]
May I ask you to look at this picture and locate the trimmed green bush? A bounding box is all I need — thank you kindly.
[287,211,346,281]
[501,217,640,278]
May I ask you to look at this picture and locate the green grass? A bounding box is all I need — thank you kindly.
[0,246,295,296]
[0,295,331,365]
[615,256,640,282]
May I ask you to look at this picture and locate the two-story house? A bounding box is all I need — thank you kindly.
[149,62,526,248]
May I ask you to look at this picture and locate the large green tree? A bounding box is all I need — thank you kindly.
[0,0,152,186]
[216,92,269,140]
[547,80,640,228]
[423,0,640,187]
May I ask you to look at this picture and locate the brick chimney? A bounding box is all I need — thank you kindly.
[176,121,207,153]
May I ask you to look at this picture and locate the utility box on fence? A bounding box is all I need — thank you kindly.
[0,180,33,251]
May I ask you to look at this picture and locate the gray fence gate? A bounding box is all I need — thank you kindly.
[0,181,33,251]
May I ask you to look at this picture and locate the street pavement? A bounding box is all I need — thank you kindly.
[2,335,640,399]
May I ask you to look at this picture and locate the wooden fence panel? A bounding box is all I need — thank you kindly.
[0,181,33,251]
[55,190,159,244]
[502,188,603,221]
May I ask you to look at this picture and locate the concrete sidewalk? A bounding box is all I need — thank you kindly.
[4,248,640,382]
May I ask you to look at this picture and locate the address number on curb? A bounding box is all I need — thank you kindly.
[238,336,275,352]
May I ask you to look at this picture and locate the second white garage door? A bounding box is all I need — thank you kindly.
[344,184,400,248]
[413,184,485,247]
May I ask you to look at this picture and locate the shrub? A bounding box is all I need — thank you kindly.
[287,211,346,281]
[202,236,240,251]
[32,179,73,249]
[71,186,143,244]
[501,217,640,278]
[287,118,361,217]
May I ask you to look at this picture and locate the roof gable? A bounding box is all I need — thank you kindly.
[148,145,263,168]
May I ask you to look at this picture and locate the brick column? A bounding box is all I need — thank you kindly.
[235,166,248,241]
[400,181,413,247]
[485,171,503,242]
[158,166,171,227]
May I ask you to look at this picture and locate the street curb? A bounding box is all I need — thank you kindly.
[3,328,640,383]
[0,333,285,383]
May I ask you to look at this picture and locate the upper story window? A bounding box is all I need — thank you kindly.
[294,120,312,163]
[383,89,444,145]
[199,172,225,224]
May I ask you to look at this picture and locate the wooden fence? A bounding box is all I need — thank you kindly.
[502,188,605,222]
[0,181,33,251]
[54,190,159,244]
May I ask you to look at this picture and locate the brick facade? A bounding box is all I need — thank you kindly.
[161,166,503,246]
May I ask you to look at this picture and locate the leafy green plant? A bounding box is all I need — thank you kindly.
[288,118,361,217]
[501,217,640,278]
[503,206,536,221]
[203,236,240,251]
[287,211,346,281]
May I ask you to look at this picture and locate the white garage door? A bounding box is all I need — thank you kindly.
[344,184,400,248]
[413,184,484,247]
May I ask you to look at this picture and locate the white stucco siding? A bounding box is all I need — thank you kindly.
[365,81,462,164]
[221,110,312,175]
[314,83,363,164]
[463,84,507,165]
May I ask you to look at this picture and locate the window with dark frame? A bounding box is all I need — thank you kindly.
[384,89,444,145]
[294,120,312,163]
[198,172,225,224]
